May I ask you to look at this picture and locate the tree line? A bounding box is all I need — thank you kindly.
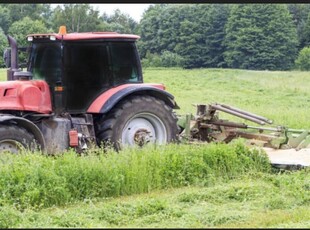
[1,3,310,70]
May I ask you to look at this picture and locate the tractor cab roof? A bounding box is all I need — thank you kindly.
[27,26,139,42]
[27,32,140,41]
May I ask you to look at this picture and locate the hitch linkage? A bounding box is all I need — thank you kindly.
[178,103,310,150]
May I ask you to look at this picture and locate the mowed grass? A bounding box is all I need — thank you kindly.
[0,67,310,228]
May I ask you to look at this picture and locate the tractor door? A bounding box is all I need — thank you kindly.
[63,41,142,114]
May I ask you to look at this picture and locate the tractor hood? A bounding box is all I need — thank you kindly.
[0,80,52,114]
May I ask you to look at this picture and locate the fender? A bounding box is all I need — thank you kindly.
[87,83,180,114]
[0,114,46,151]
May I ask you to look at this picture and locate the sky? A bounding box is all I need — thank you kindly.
[92,4,152,22]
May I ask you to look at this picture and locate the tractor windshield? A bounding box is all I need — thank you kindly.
[28,42,62,86]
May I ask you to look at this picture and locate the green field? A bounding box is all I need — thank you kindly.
[0,68,310,228]
[143,67,310,129]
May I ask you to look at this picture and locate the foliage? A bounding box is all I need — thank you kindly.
[288,4,310,49]
[141,51,162,67]
[224,4,298,70]
[295,46,310,70]
[102,9,138,34]
[302,13,310,48]
[8,17,49,48]
[203,4,230,68]
[0,142,269,210]
[174,4,211,69]
[0,4,52,32]
[0,5,11,34]
[139,4,229,69]
[138,4,169,58]
[7,17,50,66]
[141,50,184,68]
[1,4,310,70]
[160,50,185,67]
[51,4,103,33]
[0,28,7,68]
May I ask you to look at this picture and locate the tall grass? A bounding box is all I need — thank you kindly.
[0,141,270,210]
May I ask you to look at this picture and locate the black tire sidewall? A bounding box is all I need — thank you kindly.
[0,124,35,151]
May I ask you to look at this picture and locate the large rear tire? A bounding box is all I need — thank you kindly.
[95,95,179,150]
[0,124,36,154]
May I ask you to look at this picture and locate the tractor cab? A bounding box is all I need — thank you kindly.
[6,26,143,114]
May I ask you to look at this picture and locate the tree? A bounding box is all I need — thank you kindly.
[102,9,138,34]
[138,4,168,58]
[288,4,310,49]
[139,4,229,69]
[224,4,298,70]
[0,5,12,34]
[301,13,310,48]
[0,28,8,67]
[204,4,230,68]
[175,4,210,68]
[8,17,50,65]
[295,46,310,70]
[1,4,52,29]
[52,4,103,32]
[8,16,49,47]
[174,4,230,68]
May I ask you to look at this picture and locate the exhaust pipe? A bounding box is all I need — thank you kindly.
[6,35,19,80]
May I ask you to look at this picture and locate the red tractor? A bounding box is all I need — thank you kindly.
[1,26,179,153]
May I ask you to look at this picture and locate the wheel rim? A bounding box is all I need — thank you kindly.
[0,139,25,154]
[121,113,167,147]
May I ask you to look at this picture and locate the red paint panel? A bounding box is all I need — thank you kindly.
[87,83,165,113]
[0,80,52,114]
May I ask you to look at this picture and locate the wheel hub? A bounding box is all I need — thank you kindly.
[134,128,152,147]
[0,139,24,154]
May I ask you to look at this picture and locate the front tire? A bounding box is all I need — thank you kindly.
[95,95,179,150]
[0,124,36,154]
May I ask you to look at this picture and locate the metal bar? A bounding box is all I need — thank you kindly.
[210,104,266,125]
[247,125,284,132]
[287,128,309,133]
[210,120,248,129]
[217,103,273,124]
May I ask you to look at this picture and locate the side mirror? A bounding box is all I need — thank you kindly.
[3,48,11,68]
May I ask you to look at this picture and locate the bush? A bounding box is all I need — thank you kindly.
[160,50,184,67]
[141,50,184,68]
[141,51,162,68]
[295,46,310,71]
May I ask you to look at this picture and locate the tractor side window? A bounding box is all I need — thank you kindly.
[30,43,61,85]
[109,43,140,84]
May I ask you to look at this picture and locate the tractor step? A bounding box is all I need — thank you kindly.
[263,147,310,169]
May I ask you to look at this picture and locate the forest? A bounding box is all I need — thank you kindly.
[1,3,310,71]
